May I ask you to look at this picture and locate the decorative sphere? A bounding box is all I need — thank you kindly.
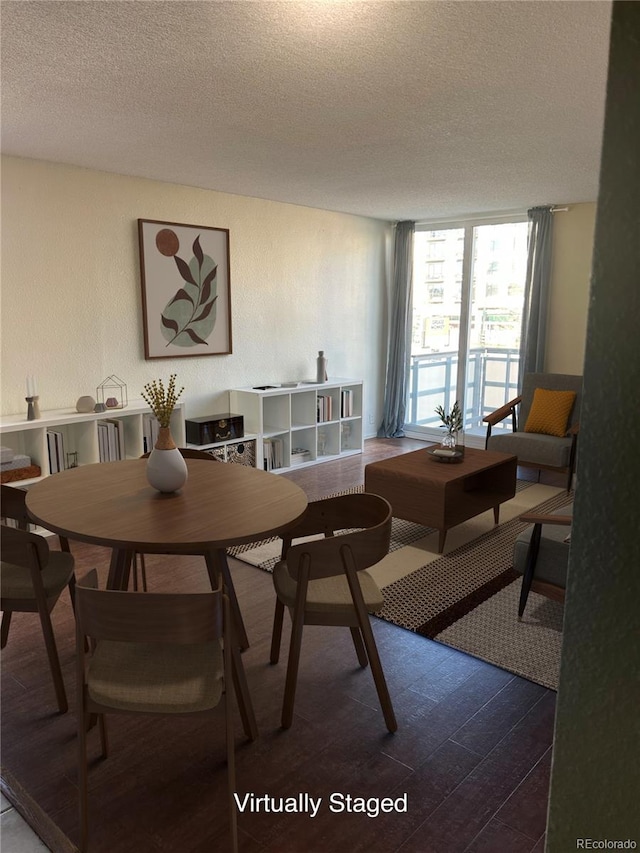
[76,395,96,413]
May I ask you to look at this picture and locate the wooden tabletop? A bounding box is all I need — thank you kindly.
[365,445,517,485]
[26,459,308,554]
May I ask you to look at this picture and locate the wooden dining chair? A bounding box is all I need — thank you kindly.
[1,484,76,713]
[270,492,397,732]
[75,569,256,853]
[133,447,221,590]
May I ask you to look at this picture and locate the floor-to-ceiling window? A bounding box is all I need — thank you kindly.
[405,216,529,444]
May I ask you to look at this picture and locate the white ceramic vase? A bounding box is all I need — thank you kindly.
[146,427,188,493]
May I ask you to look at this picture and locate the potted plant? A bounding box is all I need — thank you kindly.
[435,401,463,450]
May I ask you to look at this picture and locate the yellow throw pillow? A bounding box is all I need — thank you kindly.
[524,388,577,437]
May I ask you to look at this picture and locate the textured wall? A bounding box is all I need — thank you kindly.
[547,3,640,849]
[1,157,391,428]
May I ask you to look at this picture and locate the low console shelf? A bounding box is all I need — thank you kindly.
[0,401,185,486]
[229,379,364,473]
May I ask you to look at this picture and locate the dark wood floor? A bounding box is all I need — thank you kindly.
[1,438,561,852]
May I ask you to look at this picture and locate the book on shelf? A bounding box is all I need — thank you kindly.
[263,437,284,471]
[290,447,311,466]
[106,418,125,459]
[142,414,160,454]
[96,419,126,461]
[97,422,109,462]
[341,389,353,418]
[317,395,334,423]
[46,429,65,473]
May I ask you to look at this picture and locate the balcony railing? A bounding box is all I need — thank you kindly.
[407,348,520,435]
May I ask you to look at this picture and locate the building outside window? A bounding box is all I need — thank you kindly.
[407,217,529,439]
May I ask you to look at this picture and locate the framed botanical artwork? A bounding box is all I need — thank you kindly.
[138,219,232,359]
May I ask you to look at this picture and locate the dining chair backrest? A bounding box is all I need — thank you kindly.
[1,483,32,528]
[283,493,392,582]
[75,569,224,645]
[1,524,50,575]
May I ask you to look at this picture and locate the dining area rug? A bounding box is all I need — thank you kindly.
[229,481,572,691]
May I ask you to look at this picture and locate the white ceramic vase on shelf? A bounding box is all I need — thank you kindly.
[146,426,188,493]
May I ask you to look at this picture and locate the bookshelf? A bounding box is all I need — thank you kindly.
[0,401,186,487]
[229,379,363,473]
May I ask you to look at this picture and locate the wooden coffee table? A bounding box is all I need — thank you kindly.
[364,445,517,552]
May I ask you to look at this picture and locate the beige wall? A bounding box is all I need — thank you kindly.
[547,202,597,374]
[1,156,597,429]
[1,156,391,430]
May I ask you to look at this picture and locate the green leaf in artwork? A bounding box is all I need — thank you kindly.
[161,250,218,348]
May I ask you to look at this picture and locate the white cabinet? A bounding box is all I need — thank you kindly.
[0,401,185,486]
[229,379,363,472]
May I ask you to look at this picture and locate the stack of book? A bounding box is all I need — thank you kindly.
[317,395,334,423]
[142,414,160,454]
[46,429,66,473]
[263,437,284,471]
[290,447,311,466]
[340,389,353,417]
[97,420,125,462]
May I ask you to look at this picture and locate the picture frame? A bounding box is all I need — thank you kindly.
[138,218,232,359]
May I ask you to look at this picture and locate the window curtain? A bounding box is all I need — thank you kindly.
[378,220,415,438]
[519,206,553,383]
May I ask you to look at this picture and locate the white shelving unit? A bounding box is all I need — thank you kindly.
[229,379,364,473]
[0,400,186,487]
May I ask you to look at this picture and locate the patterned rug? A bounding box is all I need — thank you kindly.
[229,482,571,690]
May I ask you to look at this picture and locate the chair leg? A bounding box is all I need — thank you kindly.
[37,605,68,713]
[356,613,397,733]
[132,553,148,592]
[349,626,369,667]
[281,604,305,730]
[139,554,148,592]
[67,573,77,612]
[223,622,239,853]
[78,709,89,853]
[518,523,542,618]
[345,567,397,733]
[230,644,258,741]
[270,599,285,664]
[1,610,12,649]
[205,550,250,651]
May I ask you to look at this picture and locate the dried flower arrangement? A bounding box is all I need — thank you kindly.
[141,374,184,428]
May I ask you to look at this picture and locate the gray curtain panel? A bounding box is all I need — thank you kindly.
[519,206,553,384]
[378,220,415,438]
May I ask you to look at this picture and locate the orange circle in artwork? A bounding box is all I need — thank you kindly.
[155,229,180,256]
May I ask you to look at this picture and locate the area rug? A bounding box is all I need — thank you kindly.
[229,482,571,690]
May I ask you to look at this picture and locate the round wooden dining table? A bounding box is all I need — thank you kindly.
[26,458,308,652]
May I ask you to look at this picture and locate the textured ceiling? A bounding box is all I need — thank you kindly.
[1,1,612,222]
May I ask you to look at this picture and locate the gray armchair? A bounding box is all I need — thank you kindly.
[513,504,572,617]
[483,372,582,491]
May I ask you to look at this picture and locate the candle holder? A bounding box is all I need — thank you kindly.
[26,395,41,420]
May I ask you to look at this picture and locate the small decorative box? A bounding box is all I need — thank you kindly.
[1,446,15,464]
[185,413,244,446]
[1,453,32,471]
